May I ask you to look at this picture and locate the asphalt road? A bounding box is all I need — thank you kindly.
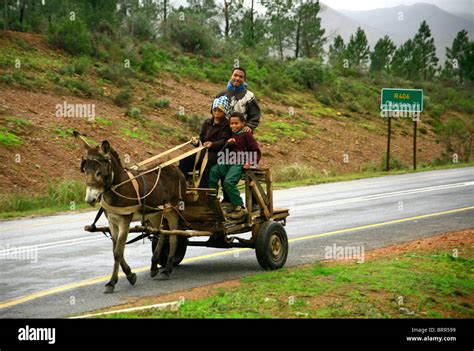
[0,167,473,318]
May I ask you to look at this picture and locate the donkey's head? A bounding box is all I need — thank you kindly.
[74,131,117,205]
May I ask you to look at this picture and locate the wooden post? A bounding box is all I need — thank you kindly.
[266,169,273,218]
[245,172,252,226]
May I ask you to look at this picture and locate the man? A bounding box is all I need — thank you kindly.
[213,67,262,211]
[213,67,261,133]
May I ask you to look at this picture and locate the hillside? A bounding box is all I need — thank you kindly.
[0,30,470,198]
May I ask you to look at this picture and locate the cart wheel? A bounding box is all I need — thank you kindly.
[255,221,288,270]
[151,235,188,267]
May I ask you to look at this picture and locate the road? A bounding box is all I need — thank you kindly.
[0,167,473,318]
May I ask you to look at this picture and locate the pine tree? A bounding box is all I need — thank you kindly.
[266,0,295,60]
[413,20,438,80]
[370,35,396,73]
[346,27,370,70]
[444,30,473,85]
[231,0,267,48]
[328,34,346,70]
[392,39,417,80]
[295,0,325,59]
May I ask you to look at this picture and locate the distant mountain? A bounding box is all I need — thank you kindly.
[319,3,404,49]
[335,3,474,61]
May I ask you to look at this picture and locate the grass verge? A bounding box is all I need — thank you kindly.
[0,179,89,220]
[104,231,474,318]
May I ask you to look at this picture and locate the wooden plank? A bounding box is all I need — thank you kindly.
[245,172,252,225]
[84,225,212,237]
[266,169,273,217]
[250,181,271,219]
[248,171,269,206]
[136,140,192,167]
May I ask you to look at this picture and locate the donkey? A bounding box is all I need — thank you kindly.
[74,132,187,293]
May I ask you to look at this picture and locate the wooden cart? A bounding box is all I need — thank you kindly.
[86,168,289,270]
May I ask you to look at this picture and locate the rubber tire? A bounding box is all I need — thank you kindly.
[151,235,188,267]
[255,221,289,270]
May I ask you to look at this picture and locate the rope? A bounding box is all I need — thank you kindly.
[111,167,162,202]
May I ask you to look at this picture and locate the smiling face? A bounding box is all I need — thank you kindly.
[229,116,245,133]
[230,69,245,88]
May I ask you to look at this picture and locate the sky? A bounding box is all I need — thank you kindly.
[172,0,473,15]
[323,0,473,12]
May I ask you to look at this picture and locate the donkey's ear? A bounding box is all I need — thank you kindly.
[101,140,111,154]
[73,131,91,150]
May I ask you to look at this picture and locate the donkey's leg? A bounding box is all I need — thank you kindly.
[158,210,179,281]
[104,213,132,293]
[149,212,164,277]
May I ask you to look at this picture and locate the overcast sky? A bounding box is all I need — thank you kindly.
[323,0,473,12]
[172,0,473,15]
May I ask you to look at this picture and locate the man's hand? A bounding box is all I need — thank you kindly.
[203,141,213,148]
[243,163,251,170]
[227,138,236,145]
[243,126,252,133]
[190,136,199,146]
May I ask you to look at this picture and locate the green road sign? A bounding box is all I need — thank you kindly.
[381,88,424,112]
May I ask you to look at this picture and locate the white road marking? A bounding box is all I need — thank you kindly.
[293,181,474,211]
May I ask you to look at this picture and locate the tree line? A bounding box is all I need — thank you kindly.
[1,0,473,83]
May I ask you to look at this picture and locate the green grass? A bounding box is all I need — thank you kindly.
[4,116,33,127]
[0,203,92,220]
[106,241,473,318]
[94,116,113,126]
[0,128,23,146]
[0,179,88,219]
[358,123,377,132]
[264,121,309,140]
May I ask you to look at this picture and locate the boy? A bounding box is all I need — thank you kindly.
[209,112,261,220]
[179,96,231,187]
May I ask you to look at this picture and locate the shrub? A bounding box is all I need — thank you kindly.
[70,57,91,75]
[380,154,408,170]
[113,89,133,107]
[126,107,141,119]
[348,102,361,113]
[47,19,93,56]
[285,59,326,90]
[150,98,170,109]
[59,77,96,96]
[99,64,130,86]
[162,12,217,56]
[139,44,171,75]
[272,163,319,182]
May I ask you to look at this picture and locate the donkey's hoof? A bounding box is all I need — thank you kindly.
[104,285,115,294]
[150,269,159,278]
[127,273,137,285]
[157,271,170,281]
